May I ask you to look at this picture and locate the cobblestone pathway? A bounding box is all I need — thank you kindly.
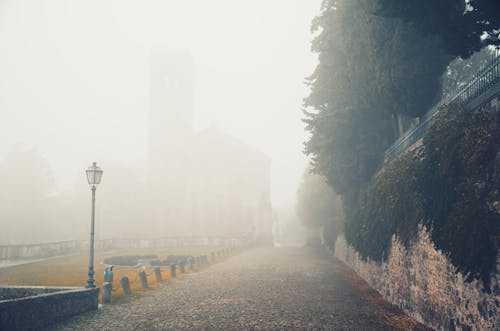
[45,247,431,331]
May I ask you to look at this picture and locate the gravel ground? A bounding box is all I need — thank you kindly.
[45,247,431,331]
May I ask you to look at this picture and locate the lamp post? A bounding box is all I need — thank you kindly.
[85,162,103,288]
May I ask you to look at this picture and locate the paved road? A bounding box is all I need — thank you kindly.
[46,247,430,331]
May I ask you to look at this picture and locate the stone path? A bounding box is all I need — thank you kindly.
[45,247,431,330]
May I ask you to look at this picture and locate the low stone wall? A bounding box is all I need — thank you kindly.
[334,226,500,330]
[0,286,64,300]
[0,240,83,260]
[0,237,247,261]
[0,286,98,330]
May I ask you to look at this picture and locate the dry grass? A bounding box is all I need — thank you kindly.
[0,247,213,304]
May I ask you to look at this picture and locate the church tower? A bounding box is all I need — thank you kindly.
[148,52,194,233]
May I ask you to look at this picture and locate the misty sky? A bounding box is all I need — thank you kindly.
[0,0,319,208]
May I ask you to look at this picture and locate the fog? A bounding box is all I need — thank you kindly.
[0,1,318,244]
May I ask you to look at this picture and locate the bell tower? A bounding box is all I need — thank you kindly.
[148,52,194,232]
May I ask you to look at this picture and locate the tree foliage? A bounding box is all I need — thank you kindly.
[304,0,451,195]
[304,0,500,284]
[377,0,500,58]
[296,170,337,230]
[0,147,55,243]
[442,47,498,100]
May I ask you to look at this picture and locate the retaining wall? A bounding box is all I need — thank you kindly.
[0,286,98,330]
[334,226,500,330]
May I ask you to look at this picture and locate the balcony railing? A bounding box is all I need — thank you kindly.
[384,50,500,164]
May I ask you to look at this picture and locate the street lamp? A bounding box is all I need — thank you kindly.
[85,162,103,288]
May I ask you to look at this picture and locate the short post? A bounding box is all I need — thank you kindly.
[102,282,112,304]
[154,267,163,283]
[138,270,148,288]
[179,261,185,273]
[203,255,209,265]
[104,266,114,286]
[170,264,177,278]
[211,252,216,263]
[121,276,132,295]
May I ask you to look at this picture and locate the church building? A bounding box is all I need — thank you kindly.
[148,52,272,242]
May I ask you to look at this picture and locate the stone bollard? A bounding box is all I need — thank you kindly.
[179,261,185,273]
[102,282,112,304]
[121,276,132,295]
[154,267,163,283]
[170,264,177,278]
[104,266,114,286]
[138,270,149,288]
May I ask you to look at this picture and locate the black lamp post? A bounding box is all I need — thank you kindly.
[85,162,103,288]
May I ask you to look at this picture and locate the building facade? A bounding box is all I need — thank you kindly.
[148,52,272,241]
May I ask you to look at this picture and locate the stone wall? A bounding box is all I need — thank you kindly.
[0,286,98,330]
[0,286,63,300]
[0,240,83,260]
[335,226,500,330]
[0,236,247,261]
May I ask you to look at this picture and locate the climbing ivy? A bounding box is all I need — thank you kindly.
[346,105,500,286]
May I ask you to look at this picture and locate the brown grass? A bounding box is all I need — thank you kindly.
[0,247,213,304]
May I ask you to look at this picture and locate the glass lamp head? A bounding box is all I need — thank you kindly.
[86,162,103,186]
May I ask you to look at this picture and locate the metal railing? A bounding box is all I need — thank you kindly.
[384,50,500,164]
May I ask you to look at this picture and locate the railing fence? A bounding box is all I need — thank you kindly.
[384,49,500,164]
